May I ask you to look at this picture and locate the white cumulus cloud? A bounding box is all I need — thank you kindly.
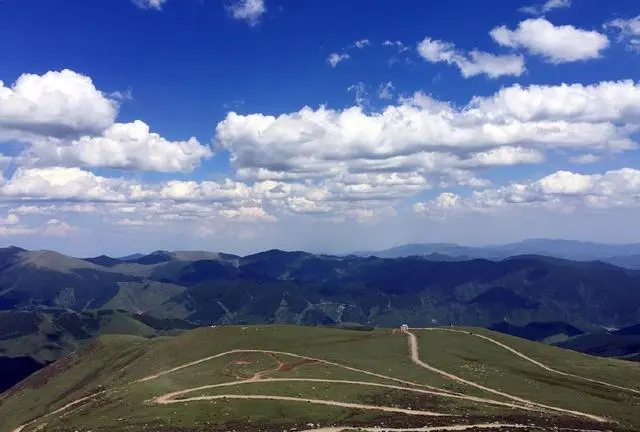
[415,168,640,216]
[131,0,167,10]
[327,53,350,68]
[520,0,571,15]
[21,120,212,173]
[215,80,640,185]
[220,206,277,222]
[0,69,211,173]
[0,167,150,202]
[383,40,410,53]
[467,80,640,123]
[417,37,525,78]
[228,0,266,26]
[604,15,640,53]
[490,18,609,63]
[0,69,117,139]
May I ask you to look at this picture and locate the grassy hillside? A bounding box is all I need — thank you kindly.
[0,309,198,392]
[1,325,639,432]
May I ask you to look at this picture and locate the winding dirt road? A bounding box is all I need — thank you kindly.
[158,393,449,417]
[140,348,456,394]
[9,390,108,432]
[299,423,533,432]
[419,327,640,395]
[152,376,546,413]
[404,329,607,422]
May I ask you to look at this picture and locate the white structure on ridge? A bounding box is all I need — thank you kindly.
[400,324,409,332]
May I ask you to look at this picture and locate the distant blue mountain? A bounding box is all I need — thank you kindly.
[353,239,640,269]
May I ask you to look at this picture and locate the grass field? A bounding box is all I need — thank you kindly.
[1,325,640,432]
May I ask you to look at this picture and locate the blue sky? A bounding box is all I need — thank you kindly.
[0,0,639,256]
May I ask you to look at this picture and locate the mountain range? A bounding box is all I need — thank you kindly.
[1,244,639,328]
[1,242,640,392]
[1,245,639,330]
[353,239,640,269]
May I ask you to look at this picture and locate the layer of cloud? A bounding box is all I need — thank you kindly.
[604,16,640,53]
[415,168,640,217]
[0,211,75,238]
[0,69,117,139]
[490,18,609,63]
[520,0,571,16]
[0,166,418,226]
[228,0,266,26]
[417,37,525,78]
[4,164,640,248]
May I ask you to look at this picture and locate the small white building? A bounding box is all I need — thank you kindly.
[400,324,409,332]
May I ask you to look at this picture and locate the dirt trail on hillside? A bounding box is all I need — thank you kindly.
[152,376,544,412]
[156,393,449,416]
[140,348,456,394]
[299,422,532,432]
[298,423,607,432]
[419,327,640,395]
[9,390,107,432]
[404,329,606,423]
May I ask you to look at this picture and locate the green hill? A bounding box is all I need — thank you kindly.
[1,325,639,432]
[0,309,197,392]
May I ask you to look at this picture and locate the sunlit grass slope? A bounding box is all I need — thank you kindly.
[1,325,639,432]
